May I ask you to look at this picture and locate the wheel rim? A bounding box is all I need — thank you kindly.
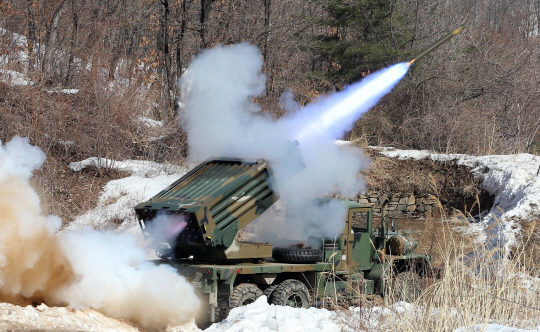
[285,293,304,307]
[242,298,256,306]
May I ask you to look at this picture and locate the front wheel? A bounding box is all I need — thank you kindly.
[229,283,263,308]
[269,279,311,308]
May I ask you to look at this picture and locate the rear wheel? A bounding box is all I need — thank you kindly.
[229,283,263,308]
[263,284,279,300]
[269,279,311,308]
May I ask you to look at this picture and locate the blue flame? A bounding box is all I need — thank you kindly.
[290,62,410,143]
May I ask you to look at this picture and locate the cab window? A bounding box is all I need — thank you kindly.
[351,211,369,232]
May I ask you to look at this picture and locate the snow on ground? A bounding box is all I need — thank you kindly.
[0,28,30,65]
[203,297,540,332]
[0,27,149,100]
[0,69,35,86]
[48,88,80,94]
[138,115,166,128]
[376,147,540,253]
[0,302,139,332]
[67,157,188,230]
[206,297,341,332]
[0,302,202,332]
[3,295,537,332]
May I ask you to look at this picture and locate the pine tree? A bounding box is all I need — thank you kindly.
[310,0,412,84]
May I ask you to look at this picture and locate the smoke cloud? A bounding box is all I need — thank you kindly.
[144,213,188,250]
[0,136,200,328]
[179,43,407,242]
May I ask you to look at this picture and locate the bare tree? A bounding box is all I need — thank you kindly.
[42,0,67,80]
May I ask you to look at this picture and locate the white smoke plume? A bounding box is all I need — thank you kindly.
[279,90,301,114]
[179,43,379,242]
[143,213,189,248]
[0,136,200,328]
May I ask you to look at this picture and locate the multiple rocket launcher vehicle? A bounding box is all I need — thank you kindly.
[134,27,463,324]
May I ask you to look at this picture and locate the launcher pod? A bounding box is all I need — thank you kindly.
[135,158,279,262]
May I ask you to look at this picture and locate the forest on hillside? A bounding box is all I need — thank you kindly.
[1,0,540,160]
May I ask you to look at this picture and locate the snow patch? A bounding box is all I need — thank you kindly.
[205,296,342,332]
[69,157,183,177]
[68,158,187,230]
[0,302,139,332]
[48,88,80,94]
[0,302,202,332]
[138,115,165,128]
[0,69,35,86]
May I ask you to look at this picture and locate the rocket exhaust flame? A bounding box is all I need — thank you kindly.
[290,26,463,144]
[290,63,409,143]
[147,213,189,242]
[167,220,188,239]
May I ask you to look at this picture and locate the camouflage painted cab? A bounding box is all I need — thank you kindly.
[134,158,279,262]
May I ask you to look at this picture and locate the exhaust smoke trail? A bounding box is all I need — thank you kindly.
[0,136,200,329]
[289,63,410,143]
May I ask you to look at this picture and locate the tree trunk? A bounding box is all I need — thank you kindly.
[263,0,273,95]
[64,0,80,87]
[199,0,215,49]
[26,0,36,72]
[176,0,187,76]
[42,0,67,81]
[159,0,174,118]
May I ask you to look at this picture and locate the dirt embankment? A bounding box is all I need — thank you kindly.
[364,147,494,215]
[363,148,495,267]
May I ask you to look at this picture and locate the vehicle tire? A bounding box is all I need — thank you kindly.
[229,283,263,308]
[263,284,279,299]
[393,271,422,302]
[272,247,323,264]
[269,279,311,308]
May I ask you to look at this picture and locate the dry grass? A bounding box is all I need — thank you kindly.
[512,218,540,272]
[397,214,479,269]
[0,80,188,225]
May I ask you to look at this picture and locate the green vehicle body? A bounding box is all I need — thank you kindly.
[134,157,431,323]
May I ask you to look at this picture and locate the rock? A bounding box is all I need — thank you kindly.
[406,204,416,212]
[36,304,48,312]
[398,195,415,205]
